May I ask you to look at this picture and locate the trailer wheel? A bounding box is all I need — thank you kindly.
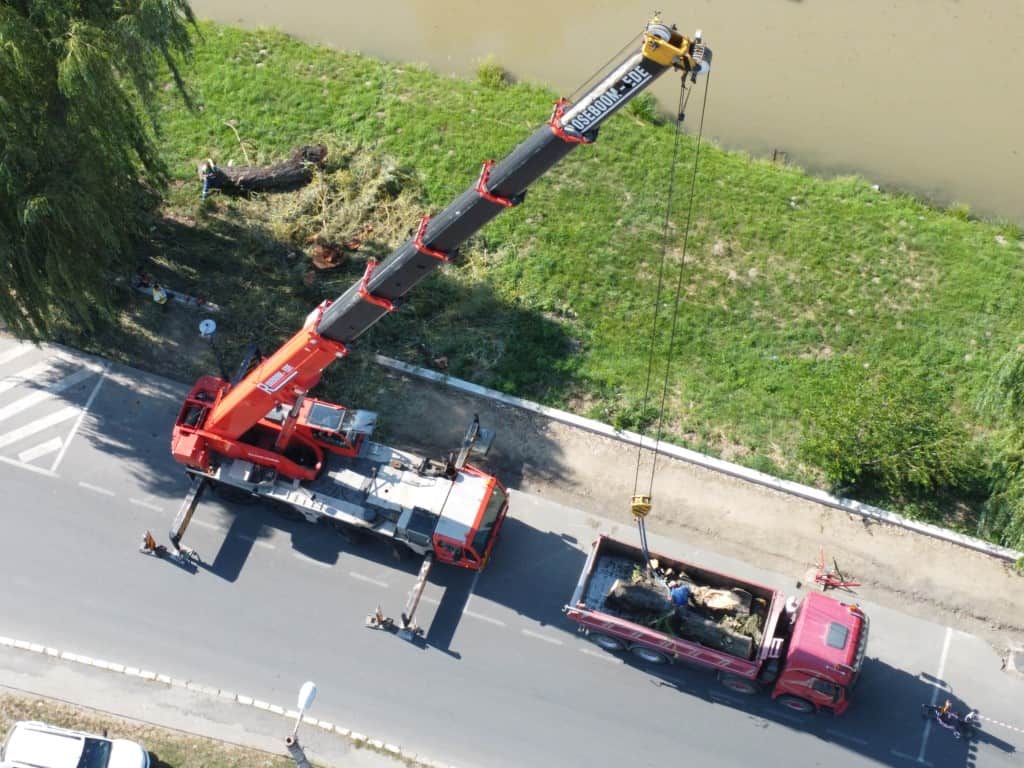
[588,633,625,652]
[629,644,669,665]
[776,695,815,714]
[719,672,759,695]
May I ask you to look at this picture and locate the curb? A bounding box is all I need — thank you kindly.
[375,355,1024,564]
[0,635,456,768]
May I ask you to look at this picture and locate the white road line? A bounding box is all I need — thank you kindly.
[419,595,440,605]
[0,344,32,367]
[18,437,62,463]
[0,406,79,449]
[128,498,163,512]
[349,571,387,586]
[461,570,483,613]
[50,362,107,473]
[980,715,1024,733]
[0,360,55,395]
[521,628,563,645]
[191,518,224,532]
[463,609,505,627]
[78,482,115,497]
[288,552,332,569]
[0,367,97,424]
[234,533,276,550]
[580,648,623,664]
[826,728,869,746]
[891,750,932,767]
[0,454,57,477]
[916,627,953,763]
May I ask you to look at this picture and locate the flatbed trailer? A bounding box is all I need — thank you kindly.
[565,535,869,715]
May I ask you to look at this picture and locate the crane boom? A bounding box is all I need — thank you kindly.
[159,15,710,632]
[183,20,709,452]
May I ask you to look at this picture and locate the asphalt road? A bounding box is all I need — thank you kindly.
[0,338,1021,768]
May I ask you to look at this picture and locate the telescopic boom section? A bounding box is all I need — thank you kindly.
[196,19,707,448]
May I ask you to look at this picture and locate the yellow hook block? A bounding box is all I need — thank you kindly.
[630,495,652,519]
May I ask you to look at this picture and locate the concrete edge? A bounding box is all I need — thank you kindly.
[374,355,1024,564]
[0,635,457,768]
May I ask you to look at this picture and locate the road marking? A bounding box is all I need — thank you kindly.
[891,750,932,767]
[129,498,163,512]
[78,482,115,496]
[234,533,276,550]
[0,454,57,477]
[980,715,1024,733]
[463,609,505,627]
[0,406,79,449]
[419,595,440,605]
[580,648,623,664]
[915,627,953,763]
[18,437,62,464]
[349,571,388,586]
[521,628,563,645]
[191,518,223,531]
[461,570,483,614]
[0,367,97,424]
[826,728,869,746]
[50,362,107,472]
[0,360,56,395]
[0,344,32,367]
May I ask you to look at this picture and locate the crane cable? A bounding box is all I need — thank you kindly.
[631,69,711,568]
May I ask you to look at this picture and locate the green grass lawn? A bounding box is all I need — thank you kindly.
[88,22,1024,540]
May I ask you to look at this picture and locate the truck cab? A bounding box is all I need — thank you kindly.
[772,592,870,714]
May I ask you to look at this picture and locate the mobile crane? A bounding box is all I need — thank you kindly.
[161,17,711,634]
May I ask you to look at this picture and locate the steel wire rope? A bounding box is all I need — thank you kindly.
[629,70,711,565]
[646,69,711,497]
[567,34,643,103]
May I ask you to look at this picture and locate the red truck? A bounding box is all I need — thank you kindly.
[564,535,870,715]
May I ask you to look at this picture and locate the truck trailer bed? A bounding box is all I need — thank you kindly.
[566,535,788,677]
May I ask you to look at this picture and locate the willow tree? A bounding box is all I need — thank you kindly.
[980,346,1024,550]
[0,0,195,338]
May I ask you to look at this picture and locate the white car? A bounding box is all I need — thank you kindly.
[0,721,149,768]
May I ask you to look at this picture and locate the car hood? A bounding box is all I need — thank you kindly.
[108,741,148,768]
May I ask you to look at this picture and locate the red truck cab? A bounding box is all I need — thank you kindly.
[772,591,869,714]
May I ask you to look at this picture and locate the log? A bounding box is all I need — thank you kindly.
[675,610,755,659]
[691,586,752,616]
[606,578,671,614]
[199,144,327,195]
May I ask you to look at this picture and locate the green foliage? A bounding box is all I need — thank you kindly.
[977,344,1024,549]
[798,365,977,500]
[625,92,663,125]
[0,0,196,338]
[476,56,511,89]
[82,23,1024,542]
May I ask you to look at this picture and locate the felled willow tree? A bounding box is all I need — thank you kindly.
[979,346,1024,550]
[0,0,195,338]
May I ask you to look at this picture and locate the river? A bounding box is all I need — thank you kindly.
[189,0,1023,223]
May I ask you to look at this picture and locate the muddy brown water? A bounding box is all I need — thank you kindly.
[191,0,1022,223]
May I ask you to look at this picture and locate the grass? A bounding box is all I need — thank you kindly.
[61,22,1024,540]
[0,692,296,768]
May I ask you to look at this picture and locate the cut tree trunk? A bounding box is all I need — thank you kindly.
[606,578,671,614]
[199,144,327,195]
[676,610,755,659]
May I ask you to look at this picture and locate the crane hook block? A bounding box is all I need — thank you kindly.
[630,495,652,519]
